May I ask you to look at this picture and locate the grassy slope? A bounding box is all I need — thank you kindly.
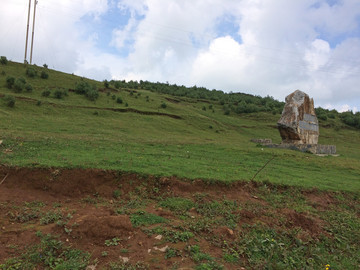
[0,61,359,192]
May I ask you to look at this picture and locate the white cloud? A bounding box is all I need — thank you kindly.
[1,0,359,112]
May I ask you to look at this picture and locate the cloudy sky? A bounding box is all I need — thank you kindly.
[1,0,359,112]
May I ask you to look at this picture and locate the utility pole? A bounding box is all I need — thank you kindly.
[24,0,32,64]
[30,0,38,65]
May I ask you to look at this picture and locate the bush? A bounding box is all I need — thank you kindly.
[42,89,51,97]
[53,90,64,99]
[160,102,167,108]
[43,63,48,68]
[40,71,49,79]
[0,56,8,65]
[25,84,33,92]
[13,78,25,93]
[4,95,15,107]
[86,89,99,101]
[116,97,123,104]
[6,76,15,88]
[103,80,109,88]
[26,67,37,78]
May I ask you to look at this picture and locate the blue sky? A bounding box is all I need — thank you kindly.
[1,0,359,112]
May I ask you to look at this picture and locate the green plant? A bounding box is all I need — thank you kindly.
[113,189,121,199]
[40,70,49,79]
[103,80,109,88]
[26,67,37,78]
[42,89,51,97]
[13,78,25,93]
[43,63,48,68]
[0,232,90,269]
[25,83,33,92]
[101,251,108,257]
[3,95,15,107]
[54,90,64,99]
[165,247,180,259]
[159,197,194,213]
[105,237,121,246]
[130,211,167,227]
[116,97,123,104]
[0,56,8,65]
[160,102,167,108]
[40,210,63,225]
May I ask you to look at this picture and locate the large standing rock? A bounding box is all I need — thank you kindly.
[277,90,319,144]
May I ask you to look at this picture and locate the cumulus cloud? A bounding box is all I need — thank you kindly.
[1,0,359,111]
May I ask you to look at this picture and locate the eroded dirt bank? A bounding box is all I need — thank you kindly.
[0,166,356,269]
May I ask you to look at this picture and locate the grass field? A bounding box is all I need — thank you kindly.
[0,60,359,269]
[1,61,359,192]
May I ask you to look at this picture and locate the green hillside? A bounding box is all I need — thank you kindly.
[0,60,359,192]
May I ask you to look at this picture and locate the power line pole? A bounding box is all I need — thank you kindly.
[24,0,32,64]
[30,0,38,65]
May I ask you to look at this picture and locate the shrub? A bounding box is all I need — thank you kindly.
[116,97,123,104]
[26,67,37,78]
[53,90,65,99]
[0,56,8,65]
[43,63,48,68]
[4,95,15,107]
[6,76,15,88]
[161,102,167,108]
[13,78,25,93]
[42,89,51,97]
[40,70,49,79]
[111,95,116,100]
[103,80,109,88]
[25,84,33,92]
[86,89,99,101]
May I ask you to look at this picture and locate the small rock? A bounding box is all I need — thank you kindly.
[119,256,129,263]
[0,140,3,145]
[66,238,69,242]
[2,227,5,230]
[86,265,97,270]
[158,207,163,211]
[155,235,163,240]
[148,249,151,253]
[153,245,168,252]
[109,200,113,204]
[191,216,195,219]
[252,195,258,199]
[138,241,143,246]
[227,228,234,235]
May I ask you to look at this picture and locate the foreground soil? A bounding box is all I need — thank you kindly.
[0,166,359,269]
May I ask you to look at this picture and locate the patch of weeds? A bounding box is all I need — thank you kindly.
[144,227,194,243]
[108,261,149,270]
[53,202,62,208]
[105,237,121,246]
[158,197,195,213]
[187,217,215,233]
[165,247,181,259]
[8,209,39,223]
[40,210,63,225]
[188,245,214,262]
[81,195,102,205]
[101,251,108,257]
[130,211,167,227]
[113,189,122,199]
[0,232,90,269]
[195,261,224,270]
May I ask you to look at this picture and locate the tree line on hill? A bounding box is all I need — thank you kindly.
[106,79,360,129]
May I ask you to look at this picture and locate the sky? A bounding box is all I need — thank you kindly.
[1,0,359,112]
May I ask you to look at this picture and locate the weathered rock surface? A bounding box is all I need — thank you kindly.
[277,90,319,144]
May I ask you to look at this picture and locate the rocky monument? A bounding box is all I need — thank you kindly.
[277,90,319,145]
[251,90,336,155]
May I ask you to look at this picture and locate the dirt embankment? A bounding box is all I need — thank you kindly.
[0,166,339,269]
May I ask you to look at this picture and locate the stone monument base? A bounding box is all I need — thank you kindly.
[250,139,337,155]
[266,143,336,155]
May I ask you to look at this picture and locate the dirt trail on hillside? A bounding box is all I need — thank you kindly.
[0,166,339,269]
